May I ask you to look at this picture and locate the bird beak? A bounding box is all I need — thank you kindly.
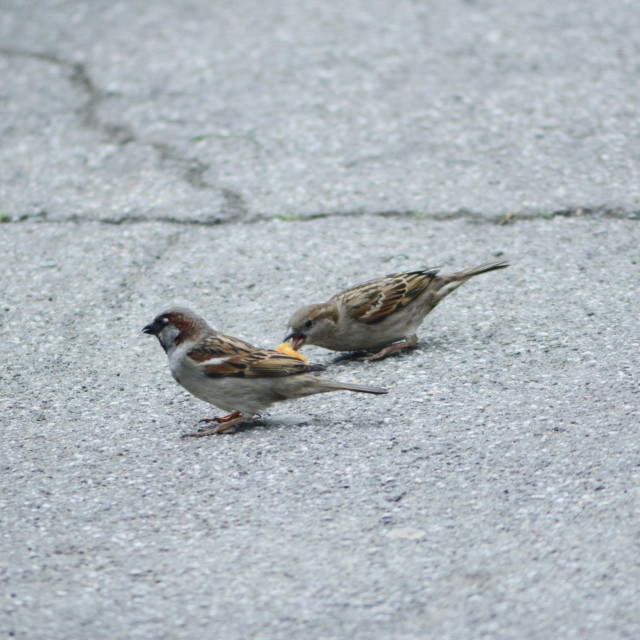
[142,320,160,335]
[284,330,305,351]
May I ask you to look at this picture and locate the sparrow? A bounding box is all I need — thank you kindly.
[142,307,387,436]
[285,261,509,360]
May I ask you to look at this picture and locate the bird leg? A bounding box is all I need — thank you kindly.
[185,414,246,437]
[360,334,419,361]
[198,410,242,425]
[212,415,246,434]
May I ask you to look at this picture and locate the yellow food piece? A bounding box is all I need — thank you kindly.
[275,342,308,363]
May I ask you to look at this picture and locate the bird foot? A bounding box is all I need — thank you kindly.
[185,414,245,437]
[358,335,419,361]
[198,411,242,425]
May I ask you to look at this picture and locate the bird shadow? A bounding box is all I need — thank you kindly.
[229,417,270,434]
[182,414,313,437]
[327,337,447,365]
[181,416,267,437]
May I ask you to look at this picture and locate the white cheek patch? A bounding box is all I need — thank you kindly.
[158,324,181,351]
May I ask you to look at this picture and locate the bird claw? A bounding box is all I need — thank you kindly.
[359,335,419,361]
[198,411,242,425]
[183,414,246,437]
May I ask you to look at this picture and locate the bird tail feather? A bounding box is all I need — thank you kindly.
[449,260,510,281]
[436,260,509,297]
[319,380,388,395]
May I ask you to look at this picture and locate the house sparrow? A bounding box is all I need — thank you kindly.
[285,261,509,360]
[142,307,387,436]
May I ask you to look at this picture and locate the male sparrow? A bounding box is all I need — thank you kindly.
[143,307,387,436]
[285,261,509,360]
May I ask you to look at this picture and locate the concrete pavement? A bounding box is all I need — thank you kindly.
[1,1,639,638]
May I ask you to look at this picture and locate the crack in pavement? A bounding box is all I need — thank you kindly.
[0,47,135,144]
[68,61,135,144]
[0,46,248,218]
[1,48,637,228]
[107,231,185,311]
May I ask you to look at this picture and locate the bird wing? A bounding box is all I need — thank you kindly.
[202,349,320,378]
[186,333,255,362]
[339,270,438,325]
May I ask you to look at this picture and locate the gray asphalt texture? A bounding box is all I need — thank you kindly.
[1,1,639,639]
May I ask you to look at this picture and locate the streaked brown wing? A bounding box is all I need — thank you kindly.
[203,349,316,378]
[187,333,255,362]
[341,270,436,325]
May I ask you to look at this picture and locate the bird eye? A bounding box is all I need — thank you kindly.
[304,319,313,329]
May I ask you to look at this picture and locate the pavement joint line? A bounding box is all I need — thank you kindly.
[3,206,638,227]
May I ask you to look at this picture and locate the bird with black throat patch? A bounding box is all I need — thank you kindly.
[143,307,387,436]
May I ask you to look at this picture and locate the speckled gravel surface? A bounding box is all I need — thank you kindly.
[2,0,640,221]
[1,0,640,638]
[2,216,639,639]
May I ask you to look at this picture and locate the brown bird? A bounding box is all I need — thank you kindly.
[285,261,509,360]
[143,307,387,435]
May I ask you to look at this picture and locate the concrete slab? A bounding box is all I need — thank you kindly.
[1,0,639,637]
[1,216,639,638]
[1,0,640,221]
